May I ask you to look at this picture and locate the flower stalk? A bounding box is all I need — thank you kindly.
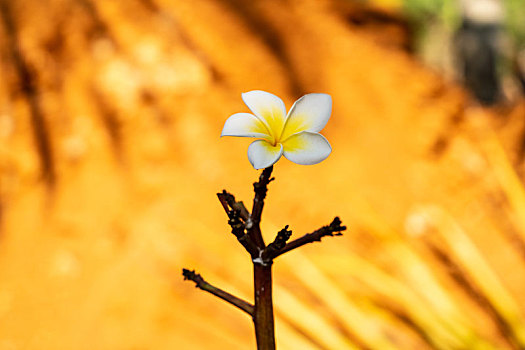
[253,262,275,350]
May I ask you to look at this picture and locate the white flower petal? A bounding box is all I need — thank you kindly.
[282,131,331,165]
[281,93,332,141]
[242,90,287,141]
[221,113,271,139]
[247,140,283,169]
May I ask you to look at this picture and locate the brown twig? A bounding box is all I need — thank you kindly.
[182,269,254,316]
[268,217,346,260]
[248,166,274,248]
[217,191,258,257]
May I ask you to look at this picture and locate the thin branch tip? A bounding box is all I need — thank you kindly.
[329,217,347,233]
[274,225,292,247]
[217,190,249,221]
[181,267,254,316]
[182,268,194,279]
[269,217,347,259]
[182,268,203,286]
[262,225,293,261]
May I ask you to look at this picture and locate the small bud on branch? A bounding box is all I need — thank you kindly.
[218,190,250,222]
[262,225,292,263]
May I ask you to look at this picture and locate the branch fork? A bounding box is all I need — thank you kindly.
[183,166,346,349]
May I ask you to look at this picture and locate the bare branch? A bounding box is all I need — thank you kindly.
[270,217,346,259]
[248,166,274,248]
[251,166,274,223]
[182,269,254,316]
[217,191,258,257]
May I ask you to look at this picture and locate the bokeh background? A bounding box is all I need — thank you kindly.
[1,0,525,349]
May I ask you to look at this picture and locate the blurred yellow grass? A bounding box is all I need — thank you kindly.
[422,205,525,347]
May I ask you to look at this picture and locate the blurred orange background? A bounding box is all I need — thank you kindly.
[2,0,525,349]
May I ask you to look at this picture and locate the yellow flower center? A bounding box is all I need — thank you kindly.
[260,107,285,146]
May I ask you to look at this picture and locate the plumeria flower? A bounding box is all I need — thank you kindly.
[221,90,332,169]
